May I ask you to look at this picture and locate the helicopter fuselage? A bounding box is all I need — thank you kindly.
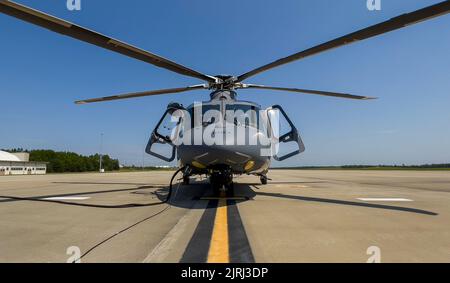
[146,89,297,186]
[172,90,271,172]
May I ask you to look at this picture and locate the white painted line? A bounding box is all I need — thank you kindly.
[143,200,208,263]
[42,196,91,201]
[143,210,193,263]
[275,184,309,188]
[357,198,413,202]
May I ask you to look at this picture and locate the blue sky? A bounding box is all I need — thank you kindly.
[0,0,449,166]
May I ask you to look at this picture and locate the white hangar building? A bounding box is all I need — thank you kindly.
[0,151,47,176]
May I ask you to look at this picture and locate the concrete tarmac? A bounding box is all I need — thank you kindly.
[0,170,449,262]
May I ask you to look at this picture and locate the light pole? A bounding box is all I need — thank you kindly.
[99,133,104,173]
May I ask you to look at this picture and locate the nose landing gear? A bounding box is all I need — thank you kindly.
[209,166,234,196]
[260,175,268,185]
[183,175,190,185]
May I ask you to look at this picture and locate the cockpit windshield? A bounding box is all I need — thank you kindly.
[185,102,261,129]
[187,103,221,127]
[225,103,259,128]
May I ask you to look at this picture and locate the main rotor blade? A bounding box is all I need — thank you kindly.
[237,1,450,82]
[238,84,376,100]
[0,0,217,83]
[75,84,207,104]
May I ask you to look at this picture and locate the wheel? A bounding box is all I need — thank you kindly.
[183,176,190,185]
[260,175,268,185]
[212,182,222,196]
[209,176,220,196]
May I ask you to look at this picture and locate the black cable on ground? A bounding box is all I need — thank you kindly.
[73,205,171,262]
[165,166,186,203]
[73,167,186,262]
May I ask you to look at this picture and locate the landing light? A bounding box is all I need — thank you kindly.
[192,161,206,169]
[244,160,255,172]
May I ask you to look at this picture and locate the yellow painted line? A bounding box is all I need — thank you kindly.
[207,192,229,263]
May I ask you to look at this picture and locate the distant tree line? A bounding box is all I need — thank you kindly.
[341,164,450,169]
[120,165,176,171]
[2,149,120,173]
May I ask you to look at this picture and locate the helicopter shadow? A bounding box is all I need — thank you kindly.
[164,182,438,216]
[0,181,438,216]
[248,184,438,216]
[52,181,163,186]
[237,181,327,186]
[0,180,215,210]
[0,185,168,208]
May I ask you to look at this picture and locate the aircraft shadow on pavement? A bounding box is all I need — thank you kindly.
[168,182,438,215]
[250,185,438,216]
[52,181,163,186]
[0,180,219,209]
[0,185,169,208]
[0,181,438,215]
[238,181,326,186]
[0,180,230,209]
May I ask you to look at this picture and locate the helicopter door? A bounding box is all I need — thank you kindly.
[266,105,305,161]
[145,104,184,162]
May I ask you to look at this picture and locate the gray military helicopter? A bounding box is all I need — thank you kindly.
[1,0,449,194]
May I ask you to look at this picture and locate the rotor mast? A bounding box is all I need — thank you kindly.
[208,75,238,101]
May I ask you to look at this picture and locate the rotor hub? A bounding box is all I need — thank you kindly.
[209,75,238,90]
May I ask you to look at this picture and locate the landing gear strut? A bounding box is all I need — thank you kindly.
[183,176,190,185]
[209,166,234,196]
[260,175,268,185]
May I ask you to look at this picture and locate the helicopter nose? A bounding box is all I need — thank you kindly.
[179,142,270,173]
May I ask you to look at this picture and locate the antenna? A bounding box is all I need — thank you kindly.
[99,133,104,173]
